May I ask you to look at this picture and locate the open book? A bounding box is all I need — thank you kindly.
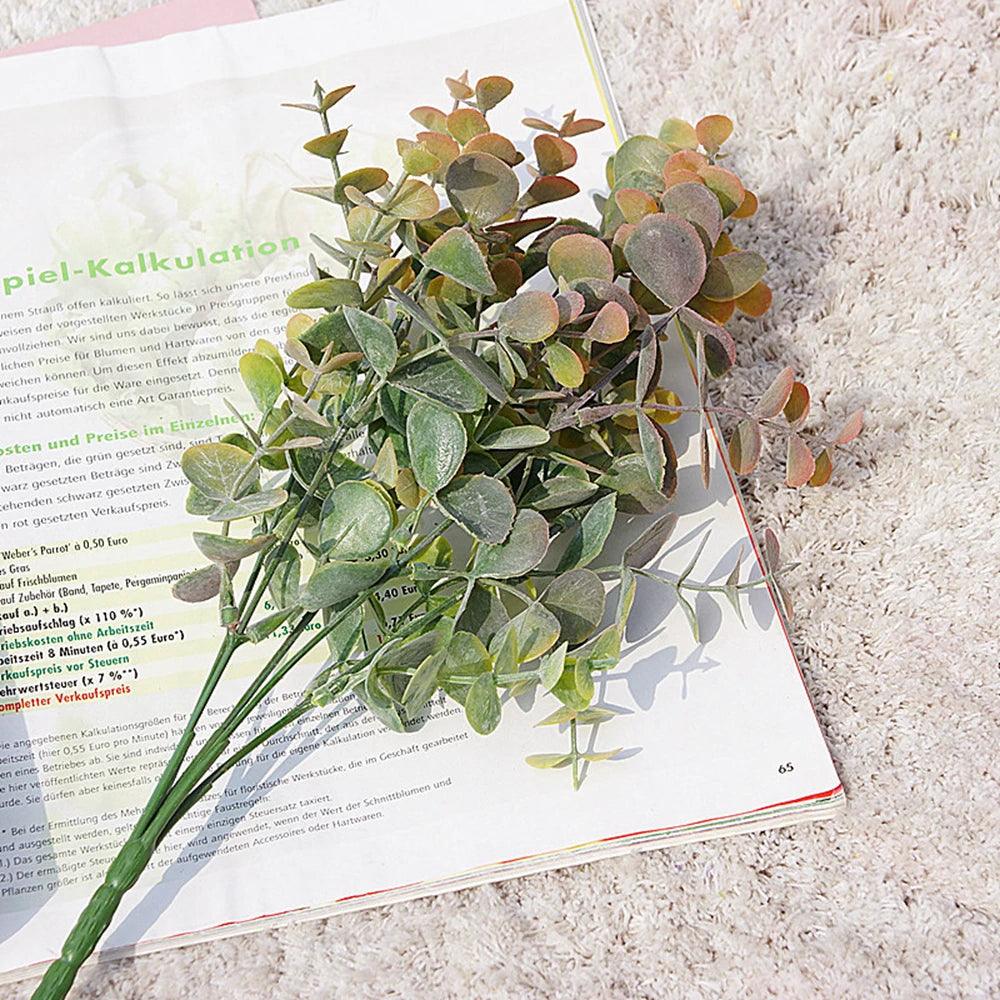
[0,0,843,985]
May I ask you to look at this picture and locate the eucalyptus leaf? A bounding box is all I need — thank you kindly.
[181,442,258,500]
[299,558,391,611]
[479,425,550,450]
[344,306,398,377]
[556,493,617,571]
[319,480,396,559]
[171,565,223,603]
[208,489,288,523]
[392,353,487,412]
[473,509,550,579]
[436,475,515,544]
[286,278,363,310]
[445,152,519,228]
[239,353,283,412]
[623,512,678,568]
[192,532,276,564]
[406,399,467,493]
[465,673,502,735]
[542,568,606,644]
[625,213,707,308]
[423,228,497,295]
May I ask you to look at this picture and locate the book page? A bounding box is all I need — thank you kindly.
[0,0,841,981]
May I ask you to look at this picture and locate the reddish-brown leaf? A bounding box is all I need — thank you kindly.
[786,434,816,487]
[754,367,795,419]
[835,409,864,444]
[783,381,810,429]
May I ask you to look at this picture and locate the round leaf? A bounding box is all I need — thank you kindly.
[556,493,617,571]
[548,233,614,284]
[786,434,816,488]
[406,399,467,493]
[392,353,487,412]
[193,531,275,564]
[700,251,768,302]
[542,568,606,645]
[660,182,723,251]
[498,291,560,343]
[286,278,363,310]
[239,352,283,413]
[658,117,698,151]
[445,152,519,228]
[614,135,671,180]
[475,75,513,111]
[473,509,550,579]
[625,213,707,307]
[386,178,440,220]
[696,114,733,153]
[181,442,258,500]
[319,480,396,559]
[437,475,516,544]
[534,134,577,175]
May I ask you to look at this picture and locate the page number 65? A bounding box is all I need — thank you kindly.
[777,762,795,774]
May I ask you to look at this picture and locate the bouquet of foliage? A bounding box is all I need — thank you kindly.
[32,72,861,1000]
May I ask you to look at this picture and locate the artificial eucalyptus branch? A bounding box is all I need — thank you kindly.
[32,73,861,1000]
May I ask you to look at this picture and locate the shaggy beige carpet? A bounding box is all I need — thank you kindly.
[3,1,998,997]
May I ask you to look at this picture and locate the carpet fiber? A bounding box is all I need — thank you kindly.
[3,1,998,997]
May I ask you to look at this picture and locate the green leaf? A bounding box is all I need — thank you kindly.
[496,601,561,662]
[440,631,492,704]
[625,213,707,307]
[479,424,550,450]
[456,585,509,645]
[498,290,560,343]
[544,342,584,388]
[343,306,398,377]
[700,251,767,302]
[658,117,698,151]
[522,476,598,511]
[406,398,467,493]
[557,493,617,571]
[181,442,258,500]
[361,668,405,733]
[246,607,299,643]
[372,437,398,487]
[423,228,496,295]
[208,489,288,523]
[551,666,590,710]
[538,641,568,692]
[239,352,283,412]
[445,151,520,228]
[537,704,577,726]
[677,590,700,642]
[582,748,621,763]
[402,651,444,719]
[547,233,614,284]
[636,410,666,490]
[597,453,670,515]
[286,277,363,310]
[473,509,550,579]
[299,557,390,611]
[542,568,606,644]
[623,512,678,568]
[267,546,301,610]
[171,565,222,603]
[392,353,487,412]
[445,343,508,403]
[303,128,349,159]
[386,178,440,220]
[465,673,502,734]
[318,480,396,559]
[436,475,515,544]
[525,753,573,769]
[614,134,672,180]
[192,531,275,564]
[333,166,388,205]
